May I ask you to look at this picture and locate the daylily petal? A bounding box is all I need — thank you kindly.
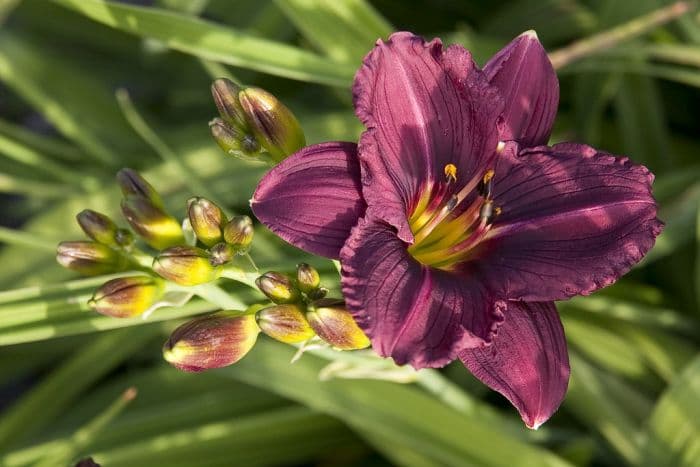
[251,142,365,259]
[353,32,503,242]
[473,142,663,301]
[459,301,569,429]
[484,31,558,146]
[341,215,505,369]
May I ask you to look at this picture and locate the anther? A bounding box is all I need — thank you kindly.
[444,164,457,184]
[478,169,495,198]
[496,141,506,154]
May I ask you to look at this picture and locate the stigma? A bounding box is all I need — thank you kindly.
[407,164,501,270]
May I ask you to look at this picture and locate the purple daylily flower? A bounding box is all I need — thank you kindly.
[252,31,662,428]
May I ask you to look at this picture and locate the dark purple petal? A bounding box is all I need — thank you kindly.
[459,301,569,429]
[353,32,503,242]
[340,215,504,369]
[484,31,559,146]
[251,142,365,259]
[472,142,663,301]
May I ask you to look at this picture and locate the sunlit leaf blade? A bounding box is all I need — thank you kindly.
[51,0,356,87]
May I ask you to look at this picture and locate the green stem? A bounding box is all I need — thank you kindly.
[0,226,59,251]
[115,88,224,206]
[548,1,694,69]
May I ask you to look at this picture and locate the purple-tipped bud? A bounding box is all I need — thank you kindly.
[223,215,254,252]
[257,304,315,344]
[121,195,184,250]
[255,272,299,304]
[163,311,259,372]
[209,118,260,156]
[153,246,222,286]
[89,275,164,318]
[209,242,235,266]
[56,241,128,276]
[211,78,249,131]
[238,87,305,162]
[296,263,320,293]
[76,210,127,247]
[306,299,370,350]
[187,197,226,247]
[116,168,163,207]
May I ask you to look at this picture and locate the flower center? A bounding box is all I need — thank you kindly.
[407,164,500,271]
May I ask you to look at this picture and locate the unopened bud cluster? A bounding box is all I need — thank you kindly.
[161,263,369,372]
[209,78,305,163]
[56,169,257,318]
[254,264,368,350]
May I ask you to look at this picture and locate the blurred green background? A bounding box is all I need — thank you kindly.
[1,0,700,465]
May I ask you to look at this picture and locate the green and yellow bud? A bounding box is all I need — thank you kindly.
[306,299,370,350]
[209,118,260,157]
[153,246,222,286]
[238,87,305,162]
[121,195,184,250]
[187,197,226,247]
[223,215,254,252]
[56,241,128,276]
[209,242,235,266]
[89,275,164,318]
[76,210,122,246]
[163,311,259,372]
[257,304,315,344]
[116,168,163,207]
[255,272,299,304]
[211,78,248,131]
[296,263,320,294]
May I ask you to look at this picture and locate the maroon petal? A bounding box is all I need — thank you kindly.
[353,32,503,242]
[484,31,559,146]
[474,142,663,301]
[459,301,569,429]
[340,215,504,369]
[251,142,365,259]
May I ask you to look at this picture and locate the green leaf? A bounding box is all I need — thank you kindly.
[641,355,700,467]
[226,339,572,467]
[0,327,157,451]
[274,0,392,63]
[52,0,356,87]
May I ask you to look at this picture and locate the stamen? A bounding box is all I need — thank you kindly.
[444,164,457,184]
[478,169,495,198]
[479,200,494,223]
[496,141,506,154]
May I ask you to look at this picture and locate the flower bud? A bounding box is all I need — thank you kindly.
[163,311,259,372]
[296,263,320,293]
[116,168,163,207]
[56,241,128,276]
[238,87,305,162]
[306,299,370,350]
[76,210,121,246]
[209,118,260,157]
[223,215,254,252]
[255,272,299,304]
[209,242,235,266]
[257,304,315,344]
[211,78,248,131]
[153,246,222,286]
[121,195,184,250]
[88,275,164,318]
[187,197,226,247]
